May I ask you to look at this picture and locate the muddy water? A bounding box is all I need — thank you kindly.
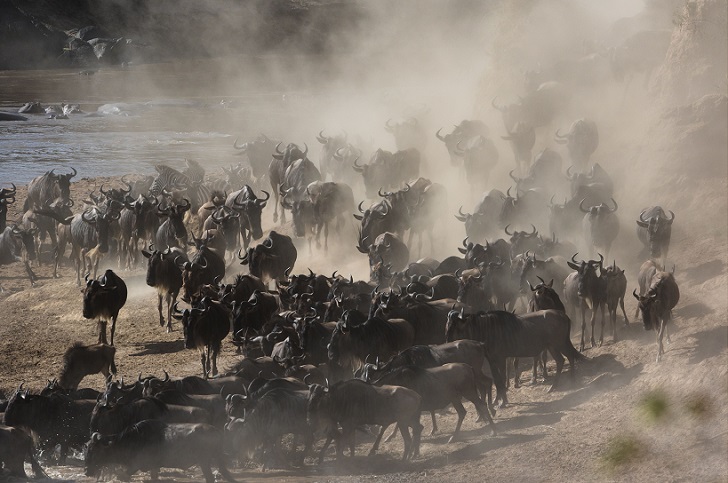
[0,57,320,184]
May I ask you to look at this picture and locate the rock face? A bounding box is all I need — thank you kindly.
[0,0,363,70]
[650,0,728,105]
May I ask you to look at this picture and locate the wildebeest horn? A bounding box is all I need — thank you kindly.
[378,188,388,198]
[537,276,546,285]
[462,237,468,248]
[163,370,170,382]
[385,118,396,131]
[233,138,247,150]
[301,143,308,157]
[454,206,468,222]
[554,129,567,144]
[334,147,346,160]
[571,253,579,263]
[352,157,365,172]
[435,128,446,141]
[528,281,536,292]
[609,198,618,212]
[506,186,512,198]
[579,198,589,213]
[667,210,675,223]
[566,165,575,179]
[638,210,648,222]
[504,224,513,236]
[529,224,537,236]
[632,288,640,300]
[317,130,328,144]
[274,142,284,154]
[379,201,390,216]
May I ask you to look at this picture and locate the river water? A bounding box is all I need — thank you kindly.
[0,57,323,185]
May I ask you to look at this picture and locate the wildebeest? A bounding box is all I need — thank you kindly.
[0,424,47,478]
[446,308,582,406]
[603,260,629,334]
[142,245,188,332]
[365,363,495,450]
[57,342,117,390]
[172,298,231,378]
[454,135,499,190]
[3,386,95,463]
[359,232,410,281]
[636,206,674,265]
[436,119,489,166]
[91,396,212,435]
[492,81,568,131]
[633,269,680,362]
[118,194,159,269]
[455,189,505,242]
[82,269,127,345]
[155,199,191,249]
[306,181,355,251]
[327,310,415,373]
[180,237,226,304]
[59,206,120,285]
[23,167,77,211]
[554,119,599,170]
[316,130,348,181]
[233,133,276,180]
[564,253,606,351]
[239,231,298,283]
[269,142,308,223]
[307,380,422,461]
[385,117,427,151]
[353,148,420,199]
[85,420,236,482]
[0,224,38,291]
[499,187,549,229]
[581,198,620,260]
[225,186,269,250]
[509,148,564,193]
[501,122,535,176]
[354,199,397,248]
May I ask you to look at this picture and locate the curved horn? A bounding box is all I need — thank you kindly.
[504,224,513,236]
[537,276,547,285]
[667,210,675,223]
[491,96,505,112]
[579,198,589,213]
[566,165,575,180]
[609,198,618,212]
[316,130,328,144]
[435,128,446,141]
[529,224,537,236]
[352,157,365,173]
[455,206,468,222]
[258,190,270,202]
[633,288,640,300]
[506,186,512,198]
[571,252,579,264]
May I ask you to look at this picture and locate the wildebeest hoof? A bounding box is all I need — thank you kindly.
[598,340,603,347]
[447,434,459,443]
[531,377,538,385]
[429,428,437,436]
[166,326,172,333]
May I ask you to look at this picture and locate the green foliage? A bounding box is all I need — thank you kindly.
[601,434,644,471]
[639,389,670,423]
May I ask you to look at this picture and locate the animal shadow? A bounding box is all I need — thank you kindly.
[681,259,725,285]
[676,302,714,320]
[688,325,728,364]
[129,340,184,356]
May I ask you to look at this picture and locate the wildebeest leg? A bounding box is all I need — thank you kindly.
[317,434,334,464]
[382,423,397,442]
[98,320,108,345]
[110,315,117,346]
[398,423,413,460]
[157,293,165,327]
[547,349,565,393]
[324,221,329,251]
[449,400,467,443]
[532,357,538,384]
[590,306,597,348]
[215,457,237,483]
[200,350,208,379]
[430,411,438,435]
[211,342,220,376]
[341,425,355,458]
[150,468,160,481]
[200,464,215,483]
[58,443,68,465]
[369,425,387,456]
[469,392,497,436]
[166,293,176,333]
[23,260,37,286]
[580,302,587,351]
[493,358,508,407]
[620,296,629,326]
[656,319,666,362]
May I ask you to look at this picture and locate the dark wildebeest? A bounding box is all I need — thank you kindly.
[141,245,188,332]
[633,269,680,362]
[3,386,95,464]
[365,363,495,452]
[233,133,276,180]
[455,189,505,242]
[492,81,568,131]
[119,194,159,269]
[90,396,212,436]
[316,130,348,181]
[554,119,599,170]
[23,167,77,211]
[57,342,117,390]
[307,380,422,461]
[508,148,564,193]
[567,163,613,203]
[581,198,620,260]
[239,231,298,283]
[0,424,48,479]
[331,142,363,185]
[359,232,410,281]
[353,199,397,249]
[603,260,629,334]
[385,117,427,151]
[501,122,535,176]
[172,298,231,378]
[454,135,499,191]
[306,181,355,251]
[225,186,269,250]
[446,308,582,407]
[0,225,38,291]
[435,119,489,166]
[180,236,226,304]
[155,199,191,249]
[327,310,415,374]
[353,148,420,199]
[84,420,236,483]
[0,184,16,232]
[505,224,540,258]
[82,269,127,345]
[564,253,606,351]
[499,187,549,229]
[636,206,674,266]
[269,142,308,223]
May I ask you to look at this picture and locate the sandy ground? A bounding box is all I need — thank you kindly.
[0,165,726,483]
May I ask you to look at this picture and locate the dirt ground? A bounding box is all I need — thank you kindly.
[1,167,726,483]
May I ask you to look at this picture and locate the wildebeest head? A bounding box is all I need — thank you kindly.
[354,200,391,247]
[172,300,208,350]
[50,167,77,201]
[8,224,38,261]
[567,253,603,304]
[84,431,119,477]
[501,122,535,161]
[82,208,120,254]
[156,199,191,245]
[281,191,313,238]
[385,117,425,151]
[445,307,468,342]
[528,276,564,311]
[353,149,393,198]
[504,224,539,256]
[272,142,308,165]
[232,187,268,240]
[82,270,124,319]
[633,289,659,331]
[636,208,674,258]
[580,197,618,218]
[554,119,599,167]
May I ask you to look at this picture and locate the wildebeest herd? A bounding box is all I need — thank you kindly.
[0,85,681,480]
